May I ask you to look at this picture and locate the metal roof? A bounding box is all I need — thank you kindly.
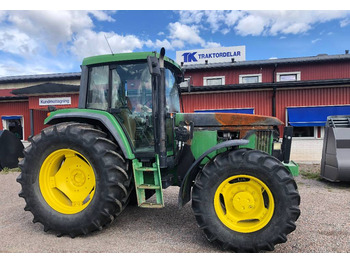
[11,83,79,96]
[0,72,81,84]
[182,53,350,70]
[0,88,27,101]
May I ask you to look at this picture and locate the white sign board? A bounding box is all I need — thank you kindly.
[39,97,71,106]
[176,46,246,66]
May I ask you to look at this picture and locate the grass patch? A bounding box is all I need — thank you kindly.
[300,171,321,180]
[0,167,21,174]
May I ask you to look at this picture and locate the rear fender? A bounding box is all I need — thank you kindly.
[178,139,249,207]
[45,109,135,159]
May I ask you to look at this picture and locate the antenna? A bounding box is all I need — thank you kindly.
[104,34,114,55]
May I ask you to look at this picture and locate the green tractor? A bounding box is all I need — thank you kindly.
[17,48,300,252]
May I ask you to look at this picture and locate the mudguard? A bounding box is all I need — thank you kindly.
[178,139,249,207]
[45,108,135,160]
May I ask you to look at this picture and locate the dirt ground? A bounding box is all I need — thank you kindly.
[298,162,321,174]
[0,163,349,253]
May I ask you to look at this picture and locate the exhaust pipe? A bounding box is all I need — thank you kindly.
[158,48,167,168]
[147,47,167,168]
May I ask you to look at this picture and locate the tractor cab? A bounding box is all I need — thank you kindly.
[81,52,182,158]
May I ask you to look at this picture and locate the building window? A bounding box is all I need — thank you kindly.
[1,116,24,140]
[277,72,301,82]
[292,126,315,138]
[203,76,225,86]
[239,74,262,84]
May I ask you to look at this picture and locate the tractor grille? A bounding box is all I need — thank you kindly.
[256,130,272,153]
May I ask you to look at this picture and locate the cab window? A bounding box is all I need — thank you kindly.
[86,65,109,110]
[165,69,180,113]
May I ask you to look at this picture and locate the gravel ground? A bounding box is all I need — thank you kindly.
[0,164,349,253]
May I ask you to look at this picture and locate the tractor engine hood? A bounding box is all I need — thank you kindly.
[176,113,283,129]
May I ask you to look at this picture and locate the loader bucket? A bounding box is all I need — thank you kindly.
[0,130,24,170]
[320,115,350,182]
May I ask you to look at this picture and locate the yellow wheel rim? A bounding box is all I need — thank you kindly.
[214,175,274,233]
[39,149,96,214]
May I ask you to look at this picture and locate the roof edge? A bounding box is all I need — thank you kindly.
[182,54,350,70]
[0,72,81,84]
[181,78,350,93]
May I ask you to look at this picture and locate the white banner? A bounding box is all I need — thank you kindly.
[39,97,71,106]
[176,46,246,65]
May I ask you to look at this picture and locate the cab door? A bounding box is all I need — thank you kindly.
[109,63,155,155]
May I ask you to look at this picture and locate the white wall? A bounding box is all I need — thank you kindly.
[290,139,324,163]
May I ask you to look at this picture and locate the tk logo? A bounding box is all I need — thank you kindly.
[182,52,198,63]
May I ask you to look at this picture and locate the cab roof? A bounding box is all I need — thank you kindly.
[82,51,182,72]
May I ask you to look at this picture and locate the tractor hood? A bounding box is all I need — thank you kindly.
[176,113,283,128]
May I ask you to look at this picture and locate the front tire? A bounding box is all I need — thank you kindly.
[192,149,300,252]
[17,122,132,237]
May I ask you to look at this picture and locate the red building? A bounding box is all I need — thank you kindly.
[0,73,80,141]
[180,53,350,140]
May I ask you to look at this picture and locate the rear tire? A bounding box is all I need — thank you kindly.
[17,122,132,237]
[192,149,300,252]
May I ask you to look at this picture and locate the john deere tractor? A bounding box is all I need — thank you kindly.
[17,48,300,252]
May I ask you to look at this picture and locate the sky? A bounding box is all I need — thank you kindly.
[1,2,350,76]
